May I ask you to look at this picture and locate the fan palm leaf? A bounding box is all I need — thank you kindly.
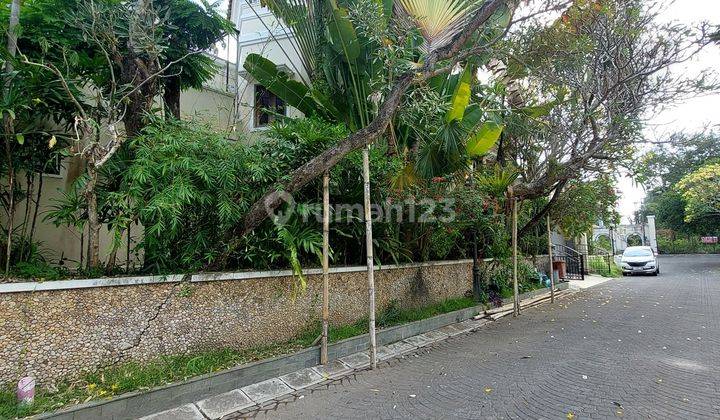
[395,0,483,53]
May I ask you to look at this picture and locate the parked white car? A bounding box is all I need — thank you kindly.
[620,246,660,276]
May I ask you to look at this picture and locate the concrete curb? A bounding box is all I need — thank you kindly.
[1,260,472,294]
[38,284,568,420]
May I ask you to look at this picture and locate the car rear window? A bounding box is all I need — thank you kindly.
[624,249,653,257]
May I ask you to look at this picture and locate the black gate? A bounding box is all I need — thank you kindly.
[552,245,585,281]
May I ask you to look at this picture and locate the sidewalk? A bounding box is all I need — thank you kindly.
[140,319,492,420]
[141,288,574,420]
[568,274,616,290]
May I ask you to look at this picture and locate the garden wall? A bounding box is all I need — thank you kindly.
[0,260,473,387]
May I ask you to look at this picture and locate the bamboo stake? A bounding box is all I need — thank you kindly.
[3,0,20,276]
[321,171,330,365]
[362,146,377,369]
[512,197,519,317]
[547,214,555,303]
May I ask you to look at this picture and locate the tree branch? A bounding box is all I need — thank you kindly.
[517,179,567,238]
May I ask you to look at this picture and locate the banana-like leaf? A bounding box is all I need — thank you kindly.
[327,5,360,62]
[243,54,317,117]
[446,65,474,122]
[461,104,482,127]
[310,87,346,124]
[467,121,503,157]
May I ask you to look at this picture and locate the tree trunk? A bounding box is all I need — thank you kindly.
[3,0,20,276]
[106,236,120,274]
[120,55,159,138]
[512,196,519,317]
[518,180,567,239]
[3,141,14,275]
[547,214,555,303]
[163,75,181,119]
[29,169,43,245]
[18,171,34,261]
[237,73,414,238]
[84,167,101,270]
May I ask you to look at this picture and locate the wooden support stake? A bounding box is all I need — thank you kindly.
[547,214,555,303]
[362,146,377,369]
[321,171,330,365]
[512,197,520,317]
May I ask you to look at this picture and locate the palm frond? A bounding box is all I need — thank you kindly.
[395,0,482,53]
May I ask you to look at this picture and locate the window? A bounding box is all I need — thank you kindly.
[253,85,286,128]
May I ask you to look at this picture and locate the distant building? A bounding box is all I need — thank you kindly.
[593,216,658,254]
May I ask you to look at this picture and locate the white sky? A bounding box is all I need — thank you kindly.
[617,0,720,222]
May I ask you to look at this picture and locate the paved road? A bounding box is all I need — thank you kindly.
[232,255,720,419]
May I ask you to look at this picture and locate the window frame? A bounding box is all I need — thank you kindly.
[252,84,287,130]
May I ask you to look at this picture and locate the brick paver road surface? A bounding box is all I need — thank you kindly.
[232,255,720,419]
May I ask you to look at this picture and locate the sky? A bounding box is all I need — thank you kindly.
[617,0,720,223]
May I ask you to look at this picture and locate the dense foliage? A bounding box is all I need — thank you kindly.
[3,0,716,280]
[638,132,720,235]
[48,116,525,277]
[676,163,720,223]
[1,0,233,273]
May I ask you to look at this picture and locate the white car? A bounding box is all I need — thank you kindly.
[620,246,660,276]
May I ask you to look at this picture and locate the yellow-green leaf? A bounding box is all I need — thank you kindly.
[48,135,57,149]
[391,163,419,191]
[467,122,504,157]
[16,133,24,145]
[446,66,473,122]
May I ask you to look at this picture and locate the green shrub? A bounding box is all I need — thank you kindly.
[658,237,720,254]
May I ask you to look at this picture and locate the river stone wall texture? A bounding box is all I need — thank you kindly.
[0,261,472,387]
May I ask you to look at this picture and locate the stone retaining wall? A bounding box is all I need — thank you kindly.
[0,261,473,387]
